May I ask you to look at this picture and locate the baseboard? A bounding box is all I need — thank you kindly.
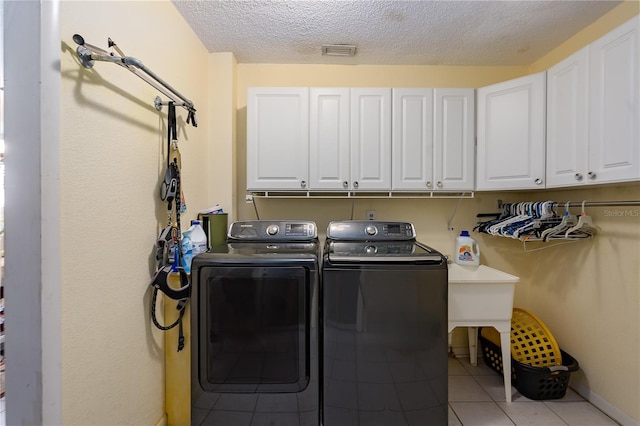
[571,384,638,426]
[154,413,168,426]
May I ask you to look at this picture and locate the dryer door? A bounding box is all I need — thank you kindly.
[196,265,310,393]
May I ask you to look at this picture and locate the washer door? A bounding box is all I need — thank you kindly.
[197,266,309,393]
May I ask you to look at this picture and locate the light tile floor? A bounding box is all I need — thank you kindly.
[448,355,620,426]
[0,357,620,426]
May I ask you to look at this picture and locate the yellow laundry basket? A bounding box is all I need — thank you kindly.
[480,307,562,367]
[509,308,562,367]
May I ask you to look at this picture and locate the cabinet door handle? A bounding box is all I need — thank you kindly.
[575,173,583,181]
[437,181,443,188]
[588,171,596,180]
[534,178,543,185]
[343,181,348,188]
[301,180,307,188]
[353,181,359,189]
[426,181,432,188]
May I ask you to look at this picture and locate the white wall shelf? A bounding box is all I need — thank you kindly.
[246,191,474,200]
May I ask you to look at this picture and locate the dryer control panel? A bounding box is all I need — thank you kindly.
[228,220,317,241]
[327,220,416,241]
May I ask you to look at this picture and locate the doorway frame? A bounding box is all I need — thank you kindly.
[3,1,62,424]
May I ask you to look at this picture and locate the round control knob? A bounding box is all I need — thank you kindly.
[266,225,279,236]
[365,245,377,254]
[365,225,377,236]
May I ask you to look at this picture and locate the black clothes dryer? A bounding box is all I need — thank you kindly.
[191,220,320,426]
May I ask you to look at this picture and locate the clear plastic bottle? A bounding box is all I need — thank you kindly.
[190,220,208,256]
[181,229,193,274]
[455,230,480,266]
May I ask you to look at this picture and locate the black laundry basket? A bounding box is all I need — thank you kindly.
[480,333,580,400]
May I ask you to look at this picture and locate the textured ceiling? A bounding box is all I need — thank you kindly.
[172,0,623,66]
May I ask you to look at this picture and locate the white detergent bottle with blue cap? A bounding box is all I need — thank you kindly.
[455,230,480,266]
[190,220,208,256]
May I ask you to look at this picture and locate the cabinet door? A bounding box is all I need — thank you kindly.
[589,17,640,184]
[392,89,434,191]
[476,72,546,190]
[434,88,475,191]
[351,88,392,190]
[309,88,351,190]
[546,47,589,188]
[247,88,309,190]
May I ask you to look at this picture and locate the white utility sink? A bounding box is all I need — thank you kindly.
[448,264,519,322]
[448,263,520,283]
[447,263,519,402]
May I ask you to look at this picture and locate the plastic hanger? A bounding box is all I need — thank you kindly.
[564,200,596,238]
[512,202,541,239]
[512,201,554,239]
[488,202,531,236]
[541,202,577,241]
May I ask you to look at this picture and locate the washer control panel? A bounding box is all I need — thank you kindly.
[228,220,317,241]
[327,220,416,241]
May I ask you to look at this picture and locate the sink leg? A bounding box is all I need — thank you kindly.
[500,331,512,403]
[468,327,478,366]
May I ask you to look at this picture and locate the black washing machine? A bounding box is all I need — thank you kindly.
[322,221,448,426]
[191,220,320,426]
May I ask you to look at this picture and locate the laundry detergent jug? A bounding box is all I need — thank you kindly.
[190,220,208,256]
[455,230,480,266]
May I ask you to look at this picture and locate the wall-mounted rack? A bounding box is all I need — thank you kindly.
[477,199,640,245]
[246,191,473,230]
[72,34,197,127]
[497,200,640,209]
[247,191,475,200]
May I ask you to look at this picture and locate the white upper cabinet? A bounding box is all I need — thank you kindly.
[434,89,475,191]
[476,72,546,190]
[546,47,589,187]
[350,88,392,190]
[392,88,475,191]
[547,17,639,187]
[309,88,351,190]
[247,87,309,190]
[392,89,434,190]
[588,17,639,184]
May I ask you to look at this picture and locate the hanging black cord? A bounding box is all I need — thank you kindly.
[167,102,176,167]
[150,100,188,351]
[174,161,182,240]
[150,287,185,331]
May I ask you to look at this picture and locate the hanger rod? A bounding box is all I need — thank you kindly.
[498,200,640,208]
[553,201,640,207]
[73,34,197,126]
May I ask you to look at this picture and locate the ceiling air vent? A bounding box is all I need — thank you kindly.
[321,44,357,57]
